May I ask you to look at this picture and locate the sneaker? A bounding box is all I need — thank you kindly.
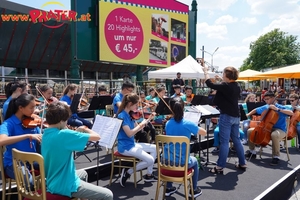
[270,158,280,166]
[245,151,256,159]
[165,186,177,196]
[120,169,130,187]
[189,186,203,198]
[211,147,219,154]
[143,174,158,182]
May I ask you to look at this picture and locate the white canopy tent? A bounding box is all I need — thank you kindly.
[148,55,216,79]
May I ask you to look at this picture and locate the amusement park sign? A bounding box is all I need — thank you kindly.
[1,1,91,28]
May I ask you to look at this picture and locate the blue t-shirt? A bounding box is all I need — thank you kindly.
[113,93,123,114]
[165,118,199,166]
[256,103,290,132]
[117,110,135,153]
[41,128,89,197]
[0,115,40,167]
[285,105,300,126]
[60,95,72,105]
[2,96,12,119]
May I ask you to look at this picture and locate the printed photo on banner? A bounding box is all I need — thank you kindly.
[170,18,186,43]
[149,39,168,65]
[151,14,169,41]
[171,44,186,65]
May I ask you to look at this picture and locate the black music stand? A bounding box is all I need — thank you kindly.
[70,94,92,162]
[199,105,220,167]
[246,102,265,113]
[155,98,172,115]
[89,95,113,111]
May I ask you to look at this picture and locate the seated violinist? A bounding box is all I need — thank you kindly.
[181,85,194,105]
[0,94,42,186]
[95,85,110,116]
[37,85,59,116]
[136,91,156,143]
[170,84,183,98]
[245,91,293,165]
[60,84,92,129]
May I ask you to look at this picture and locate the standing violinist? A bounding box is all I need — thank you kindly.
[285,94,300,149]
[245,91,293,165]
[0,93,42,185]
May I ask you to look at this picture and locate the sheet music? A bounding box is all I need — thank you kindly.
[184,112,201,125]
[193,105,212,115]
[91,115,122,149]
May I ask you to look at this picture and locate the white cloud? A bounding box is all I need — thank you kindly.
[246,0,299,19]
[242,35,258,44]
[241,17,257,24]
[197,22,228,40]
[261,16,300,35]
[215,15,238,24]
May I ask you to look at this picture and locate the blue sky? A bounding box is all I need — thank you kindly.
[9,0,300,71]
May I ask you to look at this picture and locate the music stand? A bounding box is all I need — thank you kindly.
[191,95,205,106]
[239,104,248,121]
[247,102,265,113]
[70,94,92,162]
[89,95,113,111]
[155,98,172,115]
[70,94,81,114]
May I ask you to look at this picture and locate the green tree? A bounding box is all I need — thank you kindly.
[240,28,300,71]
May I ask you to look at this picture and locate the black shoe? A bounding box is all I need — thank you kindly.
[211,147,219,154]
[165,186,177,196]
[143,174,158,182]
[270,158,280,166]
[120,169,130,187]
[245,151,256,159]
[189,186,203,198]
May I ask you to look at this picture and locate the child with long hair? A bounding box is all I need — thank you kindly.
[117,93,157,187]
[164,96,206,198]
[0,93,42,182]
[60,84,92,129]
[42,101,113,199]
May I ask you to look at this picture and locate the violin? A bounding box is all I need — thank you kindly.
[22,114,48,129]
[129,110,153,120]
[80,98,89,106]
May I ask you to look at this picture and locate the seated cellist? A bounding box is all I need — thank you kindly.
[245,91,293,165]
[285,94,300,149]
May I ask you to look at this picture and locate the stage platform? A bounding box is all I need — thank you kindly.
[1,140,300,200]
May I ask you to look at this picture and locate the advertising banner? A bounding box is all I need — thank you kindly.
[99,0,188,67]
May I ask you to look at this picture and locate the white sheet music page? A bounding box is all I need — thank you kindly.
[193,105,212,115]
[92,115,122,149]
[184,112,201,125]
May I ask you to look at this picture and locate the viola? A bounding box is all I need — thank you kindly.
[129,110,153,120]
[22,114,48,129]
[287,109,300,140]
[80,98,89,106]
[249,93,282,146]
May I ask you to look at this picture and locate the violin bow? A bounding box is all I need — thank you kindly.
[35,86,49,132]
[153,88,174,116]
[136,85,145,119]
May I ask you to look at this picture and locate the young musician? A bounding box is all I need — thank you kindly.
[60,84,92,129]
[170,84,183,98]
[42,102,113,199]
[285,94,300,149]
[37,85,59,116]
[145,87,155,101]
[170,72,184,95]
[246,91,293,165]
[117,93,157,187]
[202,65,247,174]
[181,85,194,105]
[2,80,28,119]
[0,94,42,182]
[113,81,135,115]
[164,97,206,197]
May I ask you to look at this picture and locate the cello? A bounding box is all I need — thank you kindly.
[249,93,282,146]
[287,108,300,140]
